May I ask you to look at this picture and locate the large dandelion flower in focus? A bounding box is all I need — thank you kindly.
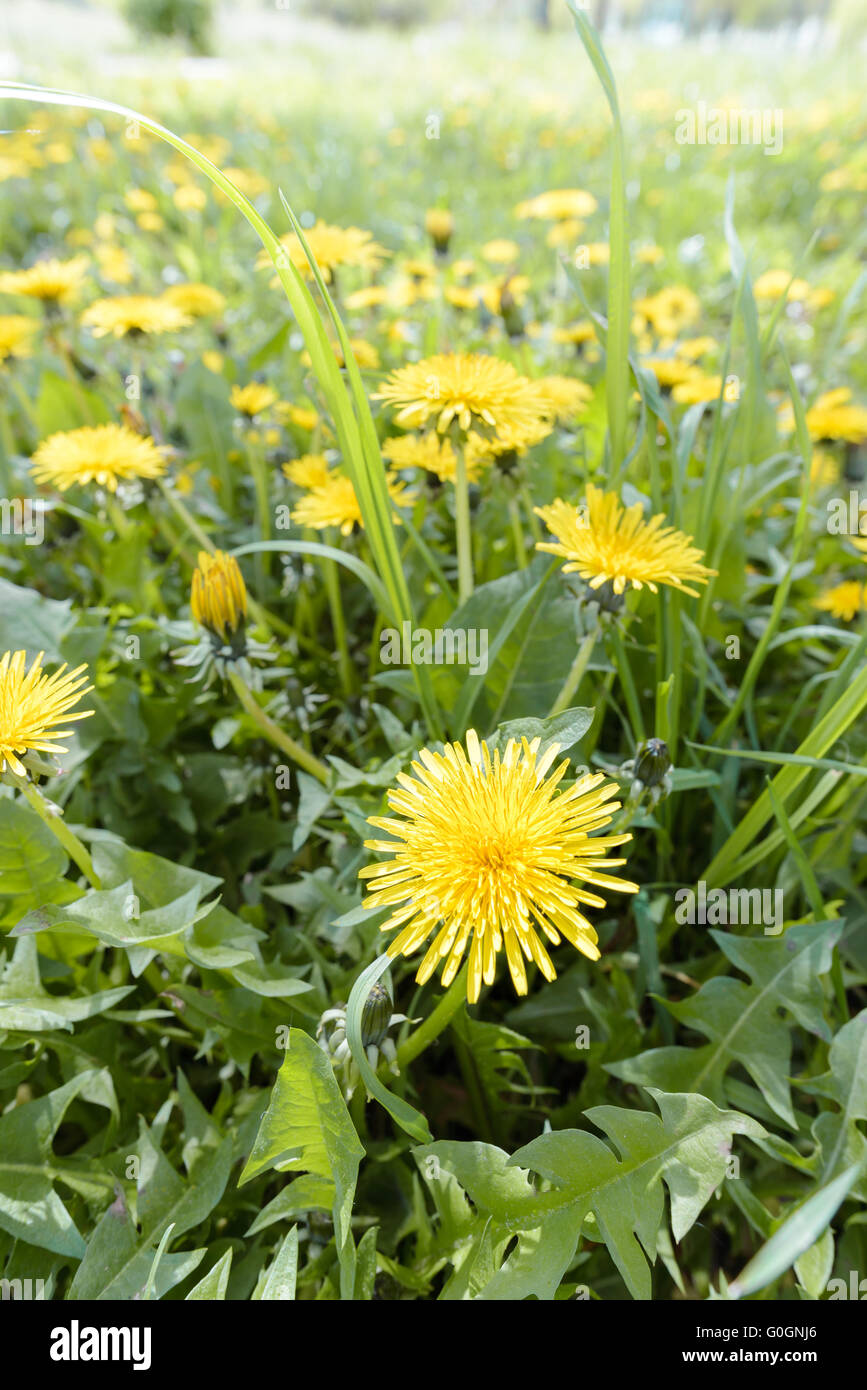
[0,650,93,777]
[373,351,547,437]
[535,484,715,597]
[30,424,167,492]
[359,731,638,1003]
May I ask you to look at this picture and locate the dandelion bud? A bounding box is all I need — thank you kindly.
[190,550,248,644]
[425,207,454,256]
[632,738,672,789]
[361,980,393,1050]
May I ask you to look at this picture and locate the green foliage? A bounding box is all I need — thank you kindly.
[121,0,214,54]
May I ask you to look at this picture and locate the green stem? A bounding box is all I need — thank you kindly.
[248,436,271,593]
[508,496,528,569]
[156,476,214,551]
[548,627,598,717]
[395,963,469,1070]
[608,622,646,742]
[454,447,474,604]
[227,667,329,785]
[323,540,355,698]
[21,780,101,888]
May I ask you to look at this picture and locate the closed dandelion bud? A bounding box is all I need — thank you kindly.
[633,738,672,789]
[499,282,525,339]
[361,980,392,1049]
[190,550,248,644]
[425,208,454,256]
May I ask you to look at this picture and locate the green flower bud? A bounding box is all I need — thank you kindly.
[361,980,393,1049]
[632,738,672,789]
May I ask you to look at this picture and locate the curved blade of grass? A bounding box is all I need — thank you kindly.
[687,741,867,781]
[566,1,629,484]
[729,1162,862,1300]
[345,953,432,1145]
[230,540,392,618]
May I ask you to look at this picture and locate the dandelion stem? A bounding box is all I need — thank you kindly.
[156,477,214,552]
[227,667,329,785]
[508,496,528,569]
[548,627,597,717]
[396,963,469,1069]
[454,447,474,604]
[247,436,271,593]
[608,623,646,741]
[323,539,355,698]
[21,780,101,889]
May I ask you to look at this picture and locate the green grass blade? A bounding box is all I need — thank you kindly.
[566,2,630,484]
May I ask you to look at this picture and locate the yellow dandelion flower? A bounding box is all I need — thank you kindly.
[812,581,866,622]
[0,256,89,305]
[444,284,479,311]
[778,389,867,445]
[0,315,37,363]
[136,212,165,233]
[643,356,701,389]
[231,382,278,417]
[291,474,362,536]
[258,221,388,284]
[672,373,739,405]
[344,285,390,311]
[678,335,718,362]
[634,285,701,338]
[81,296,192,338]
[481,239,520,264]
[0,650,94,778]
[535,484,716,597]
[373,351,548,437]
[515,188,598,221]
[95,244,134,286]
[124,189,158,213]
[546,219,585,248]
[530,374,593,424]
[402,258,438,282]
[191,550,248,642]
[382,432,482,484]
[465,412,553,467]
[359,730,638,1003]
[173,184,207,213]
[810,449,841,487]
[282,453,332,489]
[30,423,167,492]
[753,269,810,302]
[291,472,411,536]
[553,319,598,347]
[276,402,320,432]
[635,244,664,265]
[162,283,225,318]
[221,167,270,199]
